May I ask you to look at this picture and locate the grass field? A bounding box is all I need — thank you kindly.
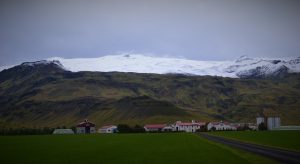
[210,131,300,152]
[0,133,275,164]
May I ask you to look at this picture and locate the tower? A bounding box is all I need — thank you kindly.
[256,109,281,130]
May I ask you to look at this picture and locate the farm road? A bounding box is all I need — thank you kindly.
[198,133,300,164]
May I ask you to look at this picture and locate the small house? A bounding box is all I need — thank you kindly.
[76,119,96,134]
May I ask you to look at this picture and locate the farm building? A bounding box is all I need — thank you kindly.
[144,124,167,132]
[230,123,257,130]
[174,120,205,132]
[53,129,74,134]
[98,125,118,133]
[207,121,237,131]
[76,119,96,134]
[256,109,281,130]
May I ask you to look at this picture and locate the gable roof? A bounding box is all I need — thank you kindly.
[77,119,95,127]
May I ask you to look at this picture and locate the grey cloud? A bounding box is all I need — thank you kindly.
[0,0,300,66]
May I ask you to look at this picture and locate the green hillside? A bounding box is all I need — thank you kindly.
[0,63,300,128]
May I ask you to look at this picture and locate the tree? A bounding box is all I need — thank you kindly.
[196,125,208,132]
[70,126,76,133]
[117,124,132,133]
[258,123,267,131]
[211,127,216,131]
[132,125,145,133]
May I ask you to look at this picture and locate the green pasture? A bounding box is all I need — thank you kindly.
[0,133,275,164]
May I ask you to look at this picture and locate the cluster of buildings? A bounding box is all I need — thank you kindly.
[52,119,117,135]
[75,119,118,134]
[144,121,206,132]
[52,110,286,134]
[53,119,258,134]
[143,120,256,132]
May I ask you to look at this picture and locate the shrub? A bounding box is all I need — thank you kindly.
[132,125,145,133]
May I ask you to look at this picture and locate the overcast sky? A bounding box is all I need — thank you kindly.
[0,0,300,66]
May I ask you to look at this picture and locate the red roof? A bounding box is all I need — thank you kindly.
[77,119,95,127]
[144,124,166,129]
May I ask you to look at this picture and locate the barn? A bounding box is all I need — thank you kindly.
[76,119,96,134]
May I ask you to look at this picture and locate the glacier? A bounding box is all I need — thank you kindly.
[1,54,300,78]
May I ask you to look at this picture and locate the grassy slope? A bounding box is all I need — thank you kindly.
[209,131,300,152]
[0,133,275,164]
[0,64,300,128]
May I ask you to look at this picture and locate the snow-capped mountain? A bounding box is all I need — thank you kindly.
[1,54,300,78]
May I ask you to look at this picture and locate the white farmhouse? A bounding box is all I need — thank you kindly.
[207,121,237,131]
[173,120,205,132]
[98,125,118,133]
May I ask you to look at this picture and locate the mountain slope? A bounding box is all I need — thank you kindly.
[0,61,300,128]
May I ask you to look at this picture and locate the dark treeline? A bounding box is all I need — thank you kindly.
[117,124,183,133]
[117,124,146,133]
[0,127,54,135]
